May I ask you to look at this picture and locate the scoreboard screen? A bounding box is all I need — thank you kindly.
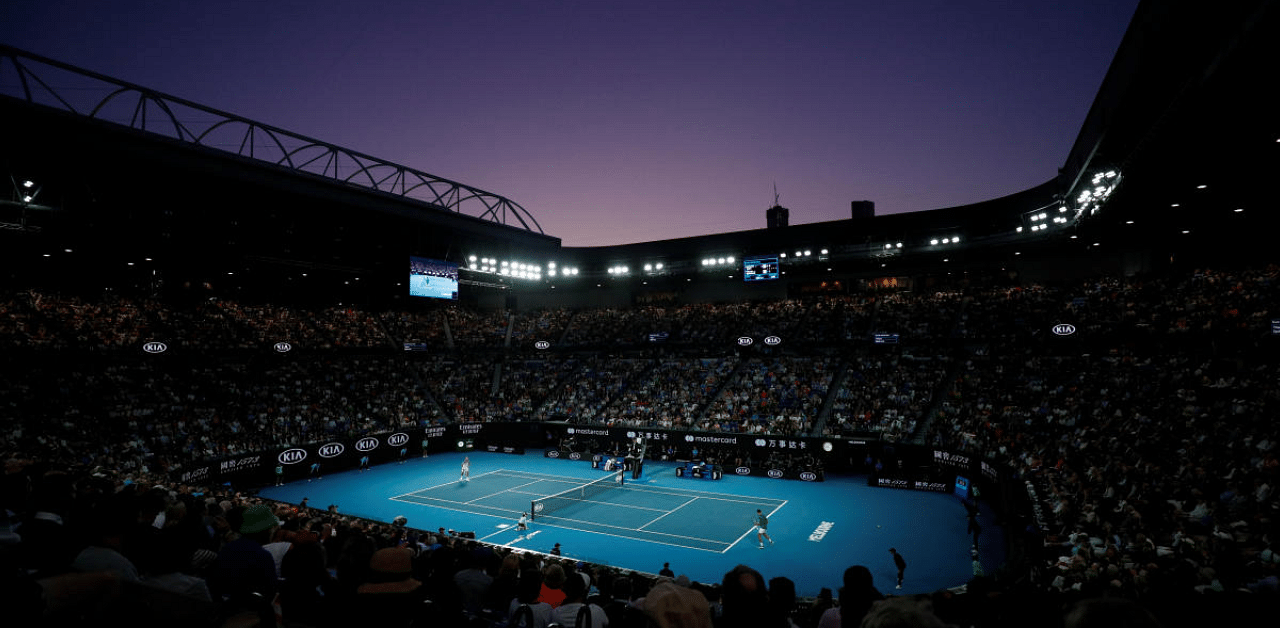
[409,256,459,300]
[743,255,780,281]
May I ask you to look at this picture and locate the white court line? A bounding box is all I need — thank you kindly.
[724,501,789,553]
[512,490,671,513]
[390,494,519,515]
[397,472,574,508]
[489,468,624,484]
[623,482,789,505]
[465,478,546,504]
[637,496,699,531]
[521,515,731,553]
[533,511,728,545]
[389,468,505,500]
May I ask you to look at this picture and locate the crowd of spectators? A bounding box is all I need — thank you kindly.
[700,357,834,436]
[824,355,951,441]
[604,357,737,429]
[4,265,1280,626]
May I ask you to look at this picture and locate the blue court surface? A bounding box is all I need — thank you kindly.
[258,451,1003,597]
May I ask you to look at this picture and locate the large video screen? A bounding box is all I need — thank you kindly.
[743,255,780,282]
[409,256,459,300]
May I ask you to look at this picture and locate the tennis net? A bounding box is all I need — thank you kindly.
[531,471,626,520]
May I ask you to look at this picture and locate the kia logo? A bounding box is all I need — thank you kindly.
[318,443,345,458]
[535,340,550,350]
[387,433,409,447]
[754,439,767,447]
[533,503,545,513]
[142,341,167,354]
[626,432,636,439]
[735,467,751,475]
[569,452,581,460]
[767,469,785,479]
[273,342,292,353]
[737,336,754,346]
[278,448,308,465]
[764,335,781,345]
[1052,323,1077,336]
[547,450,561,458]
[822,442,834,452]
[800,472,818,481]
[355,438,380,452]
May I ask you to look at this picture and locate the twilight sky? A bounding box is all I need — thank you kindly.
[2,0,1138,247]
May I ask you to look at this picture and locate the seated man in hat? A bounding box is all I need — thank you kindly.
[351,547,433,627]
[207,503,281,617]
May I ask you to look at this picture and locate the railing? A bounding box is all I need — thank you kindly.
[0,44,543,234]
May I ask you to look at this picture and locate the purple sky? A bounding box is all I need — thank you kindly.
[2,0,1138,247]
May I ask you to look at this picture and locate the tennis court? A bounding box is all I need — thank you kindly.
[391,468,785,552]
[263,452,1003,596]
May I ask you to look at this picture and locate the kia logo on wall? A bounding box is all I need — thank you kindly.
[547,450,561,458]
[799,472,818,482]
[767,469,785,479]
[737,336,754,346]
[764,335,781,346]
[568,452,582,460]
[355,438,380,452]
[534,340,551,350]
[142,341,167,354]
[387,433,409,447]
[625,432,636,439]
[318,443,345,458]
[735,467,752,475]
[1052,323,1077,336]
[273,342,292,353]
[278,449,308,465]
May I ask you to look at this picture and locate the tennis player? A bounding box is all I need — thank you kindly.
[753,509,774,549]
[460,456,470,482]
[515,512,530,538]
